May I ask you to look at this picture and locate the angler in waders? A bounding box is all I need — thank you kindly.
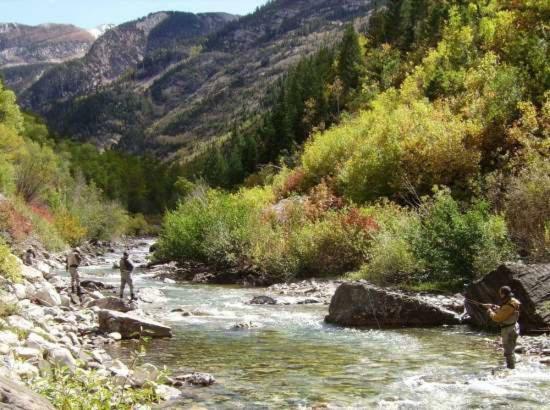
[119,251,136,301]
[483,286,521,369]
[66,248,82,296]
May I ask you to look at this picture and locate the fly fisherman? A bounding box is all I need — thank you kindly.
[66,248,82,296]
[483,286,521,369]
[119,251,136,301]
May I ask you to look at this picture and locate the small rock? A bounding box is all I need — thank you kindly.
[14,362,39,378]
[138,288,167,304]
[155,384,182,401]
[0,331,19,346]
[108,332,122,341]
[7,315,34,332]
[15,347,42,360]
[47,347,77,371]
[109,359,129,377]
[231,321,259,330]
[133,363,160,387]
[297,298,321,305]
[249,296,277,305]
[87,297,136,313]
[0,344,10,354]
[173,372,216,387]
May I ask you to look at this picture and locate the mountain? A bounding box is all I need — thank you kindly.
[0,22,95,93]
[87,24,116,39]
[15,1,375,158]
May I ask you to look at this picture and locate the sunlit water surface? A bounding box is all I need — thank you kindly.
[73,245,549,409]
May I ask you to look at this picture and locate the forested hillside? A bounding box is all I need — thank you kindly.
[0,80,147,251]
[157,0,549,290]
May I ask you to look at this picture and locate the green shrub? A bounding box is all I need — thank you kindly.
[291,210,374,277]
[411,189,513,282]
[504,157,550,261]
[125,213,157,237]
[157,188,268,266]
[0,239,21,283]
[0,299,19,318]
[30,367,160,410]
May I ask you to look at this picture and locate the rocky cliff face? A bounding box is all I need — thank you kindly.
[15,0,374,156]
[0,23,95,93]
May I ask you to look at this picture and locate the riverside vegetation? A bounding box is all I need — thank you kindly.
[157,0,549,291]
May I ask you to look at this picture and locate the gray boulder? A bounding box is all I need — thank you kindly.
[464,263,550,332]
[32,282,61,307]
[0,375,55,409]
[325,283,460,328]
[98,310,172,339]
[87,297,136,313]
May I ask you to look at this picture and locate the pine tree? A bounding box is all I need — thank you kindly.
[337,25,364,92]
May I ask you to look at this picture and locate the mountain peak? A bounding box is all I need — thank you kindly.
[87,24,115,39]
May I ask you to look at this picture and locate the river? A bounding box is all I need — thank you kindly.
[74,242,550,409]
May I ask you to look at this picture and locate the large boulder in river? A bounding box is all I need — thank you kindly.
[325,283,460,328]
[464,263,550,332]
[98,310,172,339]
[87,297,136,312]
[0,375,55,409]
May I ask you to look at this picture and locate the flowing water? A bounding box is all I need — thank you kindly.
[76,243,550,409]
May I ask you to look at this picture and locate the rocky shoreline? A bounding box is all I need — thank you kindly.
[0,243,214,409]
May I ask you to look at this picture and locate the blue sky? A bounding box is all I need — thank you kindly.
[1,0,268,28]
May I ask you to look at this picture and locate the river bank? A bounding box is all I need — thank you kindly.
[2,238,549,408]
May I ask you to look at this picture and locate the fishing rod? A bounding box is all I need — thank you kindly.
[464,298,497,308]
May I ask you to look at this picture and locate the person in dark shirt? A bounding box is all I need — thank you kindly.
[119,251,136,300]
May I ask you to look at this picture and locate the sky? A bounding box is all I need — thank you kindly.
[0,0,268,28]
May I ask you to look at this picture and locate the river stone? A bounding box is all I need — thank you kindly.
[0,375,55,409]
[249,296,277,305]
[98,310,172,339]
[6,315,34,332]
[32,281,62,307]
[26,333,56,351]
[155,384,182,401]
[325,283,460,328]
[464,263,550,332]
[35,260,51,277]
[15,347,42,360]
[133,363,160,387]
[138,288,167,304]
[0,331,19,346]
[81,280,114,291]
[87,297,136,313]
[172,372,216,387]
[20,264,44,283]
[47,347,77,371]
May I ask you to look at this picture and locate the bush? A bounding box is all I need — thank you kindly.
[353,204,421,285]
[504,157,550,261]
[0,239,21,283]
[291,210,375,277]
[125,213,157,237]
[157,188,266,266]
[411,189,513,283]
[30,367,160,410]
[0,299,19,318]
[68,179,129,241]
[54,210,87,246]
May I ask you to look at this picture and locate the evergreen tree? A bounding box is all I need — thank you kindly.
[337,25,364,92]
